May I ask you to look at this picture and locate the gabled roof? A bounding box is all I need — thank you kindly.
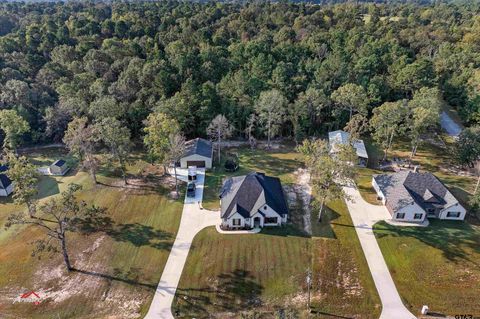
[183,138,213,159]
[52,159,66,167]
[373,170,459,213]
[328,130,368,159]
[219,172,288,219]
[0,165,12,190]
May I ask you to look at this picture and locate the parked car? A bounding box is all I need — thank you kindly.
[187,182,196,197]
[188,166,197,181]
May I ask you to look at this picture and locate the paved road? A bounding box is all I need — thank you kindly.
[440,111,462,137]
[343,185,417,319]
[144,169,218,319]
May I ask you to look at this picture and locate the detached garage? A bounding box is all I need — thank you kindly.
[179,138,213,169]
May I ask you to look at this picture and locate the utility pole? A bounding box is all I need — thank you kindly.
[306,268,312,311]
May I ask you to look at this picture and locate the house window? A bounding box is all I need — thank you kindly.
[264,206,267,210]
[396,213,405,219]
[232,219,241,226]
[414,213,423,220]
[264,217,278,224]
[447,211,461,218]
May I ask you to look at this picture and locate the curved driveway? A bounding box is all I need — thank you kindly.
[343,185,417,319]
[144,169,218,319]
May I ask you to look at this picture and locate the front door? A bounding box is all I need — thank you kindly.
[253,217,261,228]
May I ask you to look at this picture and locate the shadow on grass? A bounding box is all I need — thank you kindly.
[260,225,310,238]
[310,309,354,318]
[72,266,156,290]
[311,206,341,239]
[75,215,173,250]
[173,269,263,317]
[374,219,480,265]
[36,175,61,199]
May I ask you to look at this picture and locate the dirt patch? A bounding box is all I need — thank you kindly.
[285,168,312,235]
[9,235,146,318]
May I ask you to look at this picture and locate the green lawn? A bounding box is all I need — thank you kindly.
[356,167,384,205]
[374,220,480,316]
[356,138,476,209]
[310,200,382,318]
[203,145,302,210]
[0,147,184,319]
[174,145,381,318]
[172,226,311,318]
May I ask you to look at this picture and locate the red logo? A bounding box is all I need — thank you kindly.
[19,291,42,305]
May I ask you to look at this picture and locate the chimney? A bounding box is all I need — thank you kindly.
[413,166,419,173]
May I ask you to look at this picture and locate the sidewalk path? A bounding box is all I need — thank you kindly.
[343,185,417,319]
[144,169,218,319]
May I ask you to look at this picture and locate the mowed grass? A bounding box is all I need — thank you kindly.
[0,148,184,319]
[174,144,381,318]
[203,144,302,210]
[172,226,311,318]
[356,138,476,209]
[174,145,311,318]
[356,167,384,205]
[374,220,480,316]
[310,200,382,318]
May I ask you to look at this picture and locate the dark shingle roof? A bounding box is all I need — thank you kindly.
[0,165,12,189]
[52,159,66,167]
[219,172,289,219]
[183,138,212,159]
[373,171,458,213]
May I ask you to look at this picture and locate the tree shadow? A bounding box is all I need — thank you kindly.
[74,215,173,250]
[311,206,341,239]
[310,310,354,318]
[36,175,60,200]
[173,269,264,317]
[71,266,156,291]
[260,225,310,238]
[374,220,480,265]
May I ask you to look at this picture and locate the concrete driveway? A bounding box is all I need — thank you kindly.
[343,185,417,319]
[144,169,218,319]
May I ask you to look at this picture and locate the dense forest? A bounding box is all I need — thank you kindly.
[0,0,479,146]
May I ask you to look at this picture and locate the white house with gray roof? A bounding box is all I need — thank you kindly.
[328,130,368,167]
[179,138,213,169]
[219,172,288,229]
[372,170,466,223]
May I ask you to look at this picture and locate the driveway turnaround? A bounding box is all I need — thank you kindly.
[343,185,417,319]
[144,169,218,319]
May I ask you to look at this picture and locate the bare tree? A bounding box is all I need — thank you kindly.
[167,133,186,197]
[255,89,287,149]
[95,117,132,185]
[207,114,233,163]
[63,117,99,184]
[5,184,104,271]
[245,114,257,150]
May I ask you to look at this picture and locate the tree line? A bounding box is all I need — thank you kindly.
[0,1,479,147]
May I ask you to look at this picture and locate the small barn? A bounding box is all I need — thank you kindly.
[0,165,13,197]
[49,160,69,176]
[179,138,213,169]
